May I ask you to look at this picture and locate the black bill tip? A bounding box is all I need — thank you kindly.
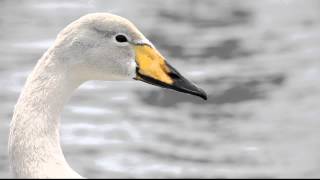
[135,63,208,101]
[170,74,208,101]
[196,87,208,100]
[166,62,208,101]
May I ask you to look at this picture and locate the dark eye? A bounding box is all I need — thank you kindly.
[115,34,128,43]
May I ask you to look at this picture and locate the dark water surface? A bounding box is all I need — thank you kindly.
[1,0,320,178]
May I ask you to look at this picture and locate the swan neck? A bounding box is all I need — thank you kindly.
[8,53,82,178]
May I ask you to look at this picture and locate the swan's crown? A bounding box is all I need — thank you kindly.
[58,13,146,45]
[79,13,145,40]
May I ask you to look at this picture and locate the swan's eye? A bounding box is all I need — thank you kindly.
[115,34,128,43]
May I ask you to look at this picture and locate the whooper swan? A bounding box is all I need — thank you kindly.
[9,13,207,178]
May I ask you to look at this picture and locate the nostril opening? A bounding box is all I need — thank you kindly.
[168,72,180,80]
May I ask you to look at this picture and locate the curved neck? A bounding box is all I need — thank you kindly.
[8,52,83,178]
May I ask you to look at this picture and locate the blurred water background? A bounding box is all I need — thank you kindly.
[1,0,320,178]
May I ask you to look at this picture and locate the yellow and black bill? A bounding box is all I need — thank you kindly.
[133,44,207,100]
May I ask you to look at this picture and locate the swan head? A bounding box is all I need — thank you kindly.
[54,13,207,100]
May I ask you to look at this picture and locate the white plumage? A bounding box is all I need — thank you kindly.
[8,13,206,178]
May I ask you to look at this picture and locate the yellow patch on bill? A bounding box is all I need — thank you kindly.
[134,45,173,84]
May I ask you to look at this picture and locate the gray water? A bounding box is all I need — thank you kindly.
[1,0,320,178]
